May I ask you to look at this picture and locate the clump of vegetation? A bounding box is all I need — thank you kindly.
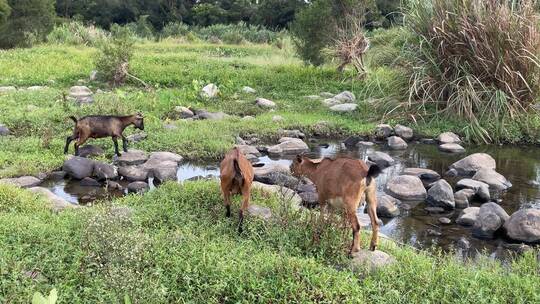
[46,21,108,46]
[0,0,10,27]
[193,22,279,44]
[124,15,155,41]
[0,0,55,48]
[94,26,135,87]
[160,22,190,39]
[404,0,540,142]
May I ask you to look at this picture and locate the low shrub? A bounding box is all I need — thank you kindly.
[94,26,135,86]
[46,21,108,46]
[160,22,190,38]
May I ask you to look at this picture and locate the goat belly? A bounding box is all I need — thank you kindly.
[328,197,345,209]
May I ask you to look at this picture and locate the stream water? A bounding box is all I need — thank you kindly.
[40,140,540,258]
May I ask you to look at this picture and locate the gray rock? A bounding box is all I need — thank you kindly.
[196,110,229,120]
[504,209,540,243]
[148,151,183,164]
[118,166,149,182]
[27,86,47,91]
[401,168,441,185]
[115,150,148,166]
[322,98,341,107]
[357,141,375,147]
[242,86,256,94]
[174,106,194,119]
[28,187,77,212]
[89,70,98,81]
[386,175,427,201]
[127,133,147,143]
[299,191,318,206]
[437,132,461,144]
[394,124,413,140]
[377,194,400,218]
[457,237,471,250]
[426,229,442,236]
[334,91,356,103]
[439,217,452,224]
[427,179,455,209]
[0,86,16,93]
[236,145,261,157]
[48,171,67,180]
[456,207,480,226]
[420,138,436,144]
[63,156,95,179]
[456,179,490,202]
[247,204,272,220]
[267,138,309,155]
[78,145,104,158]
[425,207,445,214]
[256,97,276,108]
[454,188,476,209]
[375,124,393,139]
[80,177,101,186]
[0,124,10,136]
[350,250,395,273]
[68,86,94,104]
[253,162,290,176]
[280,129,305,139]
[127,181,149,193]
[152,167,178,183]
[93,162,117,180]
[438,143,465,153]
[0,176,42,188]
[106,180,123,190]
[254,171,299,189]
[368,151,395,169]
[449,153,496,177]
[272,115,284,122]
[343,135,363,146]
[472,168,512,191]
[387,136,408,150]
[330,103,357,112]
[252,182,302,210]
[473,202,509,239]
[201,83,219,98]
[319,92,335,98]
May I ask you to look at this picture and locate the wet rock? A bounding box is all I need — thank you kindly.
[350,250,395,273]
[153,167,178,183]
[68,86,94,104]
[235,136,246,145]
[148,151,183,164]
[256,97,276,108]
[375,124,393,139]
[272,115,284,122]
[377,194,400,218]
[267,138,309,155]
[456,179,490,202]
[457,237,471,250]
[80,177,101,187]
[127,181,149,194]
[63,156,95,179]
[394,124,413,140]
[195,110,229,120]
[504,209,540,243]
[456,207,480,226]
[28,187,77,212]
[472,168,512,191]
[48,171,67,181]
[427,179,455,209]
[115,150,148,166]
[357,141,374,147]
[252,182,302,210]
[174,106,194,119]
[118,166,149,182]
[357,214,384,227]
[0,176,42,188]
[0,86,16,93]
[425,207,445,214]
[439,217,452,224]
[426,229,442,236]
[368,151,395,169]
[242,86,256,94]
[247,205,272,220]
[387,136,408,150]
[253,162,290,176]
[201,83,219,98]
[0,124,10,136]
[437,132,461,144]
[343,135,363,147]
[92,162,116,180]
[386,175,427,201]
[106,180,123,190]
[454,188,476,209]
[334,91,356,103]
[473,202,509,239]
[254,171,299,189]
[320,92,335,98]
[401,168,441,186]
[280,129,305,139]
[78,145,104,158]
[330,103,357,112]
[438,143,465,153]
[449,153,496,177]
[127,133,147,143]
[235,145,261,157]
[502,243,533,254]
[420,138,436,144]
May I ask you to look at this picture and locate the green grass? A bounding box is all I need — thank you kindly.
[0,182,538,303]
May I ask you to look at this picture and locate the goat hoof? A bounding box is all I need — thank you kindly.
[369,244,377,251]
[225,211,231,218]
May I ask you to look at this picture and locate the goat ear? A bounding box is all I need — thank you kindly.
[296,154,302,163]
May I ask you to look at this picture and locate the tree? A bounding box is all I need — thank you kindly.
[253,0,306,29]
[0,0,10,27]
[0,0,55,48]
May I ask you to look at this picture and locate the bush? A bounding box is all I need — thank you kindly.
[193,22,279,44]
[0,0,10,27]
[46,21,108,46]
[0,0,55,48]
[404,0,540,143]
[160,22,190,38]
[94,26,135,86]
[124,15,155,40]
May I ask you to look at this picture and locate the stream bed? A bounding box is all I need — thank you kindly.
[40,140,540,259]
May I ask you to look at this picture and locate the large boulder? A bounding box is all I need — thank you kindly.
[334,91,356,103]
[93,162,117,180]
[235,145,261,157]
[322,98,341,107]
[0,176,42,188]
[438,143,465,153]
[68,86,94,104]
[473,202,509,239]
[454,188,476,209]
[152,167,178,183]
[0,124,10,136]
[437,132,461,144]
[456,207,480,226]
[201,83,219,98]
[118,166,149,182]
[267,138,309,155]
[174,106,194,119]
[394,125,413,140]
[148,151,183,164]
[253,162,290,176]
[255,97,276,108]
[401,168,440,186]
[449,153,496,177]
[247,205,272,220]
[63,157,95,179]
[28,187,77,212]
[329,103,357,112]
[375,124,393,139]
[368,151,395,169]
[78,145,104,158]
[252,182,302,210]
[386,175,427,201]
[350,250,395,273]
[456,179,490,202]
[377,194,400,218]
[504,209,540,243]
[115,150,148,166]
[387,136,408,150]
[0,86,16,93]
[472,168,512,191]
[254,171,299,189]
[127,181,149,194]
[426,179,455,209]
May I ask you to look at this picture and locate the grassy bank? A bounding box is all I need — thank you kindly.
[1,181,539,303]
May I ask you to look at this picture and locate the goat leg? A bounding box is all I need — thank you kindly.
[64,136,74,154]
[112,137,121,156]
[122,136,129,153]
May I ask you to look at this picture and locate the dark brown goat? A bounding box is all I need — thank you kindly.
[220,147,254,233]
[290,155,381,254]
[64,113,144,156]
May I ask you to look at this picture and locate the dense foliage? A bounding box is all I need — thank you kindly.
[0,0,55,48]
[0,0,10,27]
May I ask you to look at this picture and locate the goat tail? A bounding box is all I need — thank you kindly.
[233,148,244,185]
[366,164,382,186]
[68,116,78,124]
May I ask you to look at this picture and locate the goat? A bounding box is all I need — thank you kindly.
[290,155,381,254]
[64,113,144,156]
[219,147,254,233]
